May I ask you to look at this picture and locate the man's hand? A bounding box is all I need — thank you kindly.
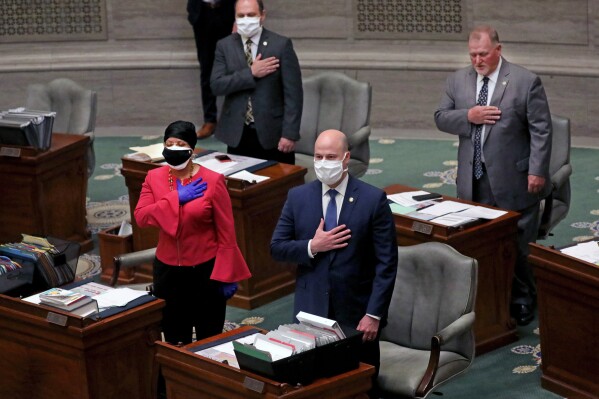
[468,105,501,125]
[278,137,295,153]
[528,175,546,194]
[310,219,351,254]
[357,315,380,342]
[251,54,279,78]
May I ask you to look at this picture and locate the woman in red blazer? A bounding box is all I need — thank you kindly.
[135,120,251,344]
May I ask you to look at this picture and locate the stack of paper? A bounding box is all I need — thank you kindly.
[0,108,55,150]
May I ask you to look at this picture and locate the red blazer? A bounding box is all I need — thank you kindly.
[134,165,251,283]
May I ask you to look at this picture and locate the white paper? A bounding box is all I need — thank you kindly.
[129,143,165,161]
[387,191,430,207]
[457,206,507,219]
[93,287,147,310]
[560,241,599,264]
[228,170,270,183]
[419,200,472,217]
[197,158,239,175]
[431,214,477,227]
[194,332,260,369]
[118,220,132,236]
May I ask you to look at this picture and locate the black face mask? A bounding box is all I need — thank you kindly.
[162,146,192,167]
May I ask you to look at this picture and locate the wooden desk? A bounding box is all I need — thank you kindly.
[0,133,92,252]
[385,184,520,354]
[0,294,164,399]
[155,326,374,399]
[120,156,306,309]
[529,242,599,399]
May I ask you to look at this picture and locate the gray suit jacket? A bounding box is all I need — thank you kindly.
[434,58,552,211]
[210,29,303,149]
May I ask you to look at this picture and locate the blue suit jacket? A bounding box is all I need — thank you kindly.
[271,176,398,328]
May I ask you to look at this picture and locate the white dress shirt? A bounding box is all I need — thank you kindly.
[477,57,502,162]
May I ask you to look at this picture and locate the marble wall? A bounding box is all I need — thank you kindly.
[1,0,598,141]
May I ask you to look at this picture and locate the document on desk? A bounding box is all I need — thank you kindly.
[560,241,599,265]
[128,143,165,161]
[228,170,270,183]
[431,213,477,227]
[456,206,507,219]
[420,200,472,217]
[195,332,261,368]
[388,191,430,207]
[194,152,265,176]
[93,287,148,310]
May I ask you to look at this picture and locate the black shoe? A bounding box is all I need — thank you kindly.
[511,304,535,326]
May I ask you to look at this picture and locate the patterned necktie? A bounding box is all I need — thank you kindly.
[473,76,489,180]
[324,189,338,231]
[244,39,255,125]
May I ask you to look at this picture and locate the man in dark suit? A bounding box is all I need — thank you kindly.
[271,129,398,397]
[186,0,235,139]
[434,25,552,326]
[210,0,303,164]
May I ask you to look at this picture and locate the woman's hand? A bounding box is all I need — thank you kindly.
[220,282,238,299]
[177,178,207,205]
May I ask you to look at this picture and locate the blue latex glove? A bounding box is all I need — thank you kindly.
[220,282,238,299]
[177,178,207,205]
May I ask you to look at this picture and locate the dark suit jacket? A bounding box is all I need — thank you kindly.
[186,0,235,25]
[270,176,398,329]
[210,28,303,149]
[434,58,552,211]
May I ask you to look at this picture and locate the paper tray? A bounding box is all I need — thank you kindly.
[315,325,363,378]
[234,325,363,385]
[235,345,317,385]
[0,261,35,295]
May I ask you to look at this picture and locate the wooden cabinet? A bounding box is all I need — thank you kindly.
[0,133,92,252]
[529,242,599,399]
[120,156,306,309]
[385,184,520,354]
[0,294,164,399]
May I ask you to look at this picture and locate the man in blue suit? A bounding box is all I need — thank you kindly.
[271,129,398,397]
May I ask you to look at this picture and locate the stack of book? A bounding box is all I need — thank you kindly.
[38,287,98,317]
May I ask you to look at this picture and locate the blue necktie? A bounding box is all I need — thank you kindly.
[324,189,338,231]
[473,76,489,180]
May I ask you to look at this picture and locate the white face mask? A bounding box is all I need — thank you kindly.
[236,16,261,38]
[314,153,348,186]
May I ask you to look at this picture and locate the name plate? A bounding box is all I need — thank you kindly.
[46,312,68,327]
[412,221,433,236]
[243,376,265,393]
[0,146,21,157]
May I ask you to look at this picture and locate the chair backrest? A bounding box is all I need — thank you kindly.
[26,78,97,135]
[295,72,372,164]
[538,114,572,238]
[381,242,477,358]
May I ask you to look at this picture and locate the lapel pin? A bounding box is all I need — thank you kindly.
[349,197,354,203]
[263,41,268,46]
[502,81,507,86]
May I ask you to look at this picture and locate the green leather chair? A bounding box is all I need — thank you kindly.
[378,242,478,399]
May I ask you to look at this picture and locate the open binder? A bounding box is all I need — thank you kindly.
[0,108,55,150]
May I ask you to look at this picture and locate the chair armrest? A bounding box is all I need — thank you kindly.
[110,248,156,286]
[347,125,371,150]
[416,311,475,397]
[436,311,475,345]
[551,164,572,189]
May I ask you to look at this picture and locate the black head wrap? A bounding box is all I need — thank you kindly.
[163,120,197,149]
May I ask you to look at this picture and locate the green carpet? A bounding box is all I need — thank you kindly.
[87,135,599,399]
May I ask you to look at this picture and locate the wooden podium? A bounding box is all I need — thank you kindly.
[155,326,375,399]
[120,156,306,309]
[385,184,520,354]
[0,133,92,252]
[528,242,599,399]
[0,294,164,399]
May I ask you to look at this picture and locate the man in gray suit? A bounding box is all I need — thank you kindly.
[210,0,302,164]
[435,25,552,326]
